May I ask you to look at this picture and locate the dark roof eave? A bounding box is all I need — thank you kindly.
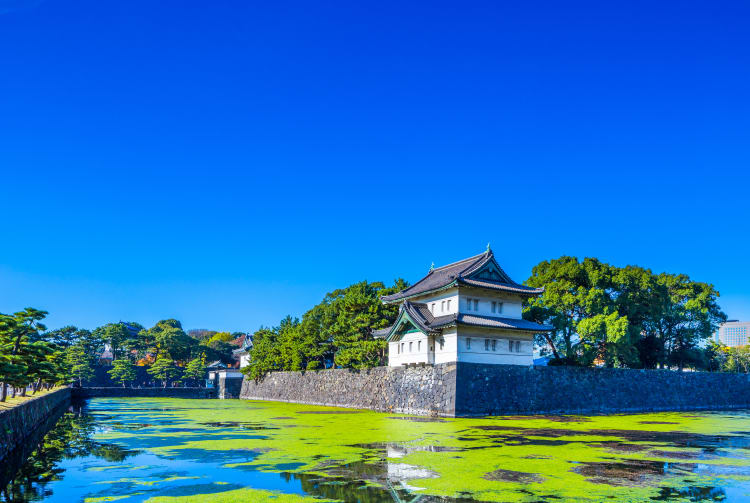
[457,278,544,296]
[381,281,458,304]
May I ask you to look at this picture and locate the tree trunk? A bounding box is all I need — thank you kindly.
[11,387,17,398]
[20,387,26,397]
[0,383,6,402]
[541,333,560,360]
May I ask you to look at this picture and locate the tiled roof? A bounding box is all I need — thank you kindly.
[373,300,552,340]
[456,313,553,332]
[381,249,542,303]
[372,327,392,338]
[458,278,544,295]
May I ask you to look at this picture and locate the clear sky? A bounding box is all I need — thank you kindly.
[1,0,748,333]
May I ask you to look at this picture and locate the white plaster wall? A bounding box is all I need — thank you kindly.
[433,328,458,364]
[410,287,459,317]
[458,290,523,319]
[456,328,534,366]
[240,354,251,368]
[388,331,432,366]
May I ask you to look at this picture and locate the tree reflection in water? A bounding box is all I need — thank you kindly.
[0,402,138,503]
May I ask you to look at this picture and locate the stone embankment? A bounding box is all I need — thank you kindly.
[240,362,750,417]
[0,387,72,462]
[72,387,216,399]
[240,364,457,416]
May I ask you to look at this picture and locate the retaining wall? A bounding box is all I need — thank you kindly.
[240,363,750,417]
[457,363,750,416]
[240,364,457,416]
[0,387,72,462]
[73,387,215,399]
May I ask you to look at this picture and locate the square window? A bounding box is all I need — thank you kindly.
[485,339,490,351]
[508,340,513,352]
[474,299,479,310]
[466,338,471,350]
[491,301,496,313]
[497,302,503,313]
[466,298,472,310]
[491,340,497,351]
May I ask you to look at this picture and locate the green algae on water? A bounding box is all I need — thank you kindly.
[6,397,750,503]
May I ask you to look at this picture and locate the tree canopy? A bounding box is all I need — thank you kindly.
[243,279,407,379]
[524,256,727,369]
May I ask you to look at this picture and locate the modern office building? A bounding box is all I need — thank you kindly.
[716,320,750,347]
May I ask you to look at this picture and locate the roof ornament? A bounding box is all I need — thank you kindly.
[429,261,434,272]
[486,242,491,254]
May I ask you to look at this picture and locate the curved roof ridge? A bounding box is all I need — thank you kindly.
[432,251,488,272]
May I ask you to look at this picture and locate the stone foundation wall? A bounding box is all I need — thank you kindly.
[0,387,72,463]
[218,376,243,399]
[240,363,750,417]
[457,363,750,416]
[240,364,457,416]
[73,387,216,399]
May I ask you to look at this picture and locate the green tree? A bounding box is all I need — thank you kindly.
[108,358,137,387]
[140,319,194,362]
[183,355,206,385]
[524,257,630,366]
[724,346,750,373]
[524,256,726,370]
[66,344,95,386]
[93,322,136,361]
[243,279,407,379]
[147,356,181,387]
[0,308,49,400]
[243,327,281,380]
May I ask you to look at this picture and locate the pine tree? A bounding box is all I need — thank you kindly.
[183,355,206,386]
[147,357,180,387]
[108,358,137,387]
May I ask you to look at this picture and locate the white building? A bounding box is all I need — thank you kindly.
[232,333,253,369]
[373,247,552,367]
[715,320,750,347]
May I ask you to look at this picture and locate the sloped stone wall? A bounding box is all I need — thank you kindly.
[0,387,71,463]
[240,363,750,417]
[72,387,215,399]
[240,364,457,416]
[456,363,750,416]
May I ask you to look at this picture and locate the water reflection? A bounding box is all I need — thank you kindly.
[3,399,750,502]
[1,401,138,503]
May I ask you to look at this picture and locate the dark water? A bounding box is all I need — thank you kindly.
[3,398,750,502]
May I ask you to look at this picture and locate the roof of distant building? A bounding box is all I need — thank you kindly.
[381,248,543,303]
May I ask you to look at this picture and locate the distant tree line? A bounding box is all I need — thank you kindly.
[0,310,248,400]
[524,256,728,370]
[242,280,407,380]
[246,256,738,378]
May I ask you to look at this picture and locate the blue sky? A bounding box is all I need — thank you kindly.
[1,0,748,332]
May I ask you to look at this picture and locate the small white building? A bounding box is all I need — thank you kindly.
[373,247,552,367]
[232,333,253,369]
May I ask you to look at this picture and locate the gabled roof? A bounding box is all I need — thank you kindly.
[381,248,543,303]
[373,301,553,341]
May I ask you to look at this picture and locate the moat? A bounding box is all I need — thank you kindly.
[4,398,750,502]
